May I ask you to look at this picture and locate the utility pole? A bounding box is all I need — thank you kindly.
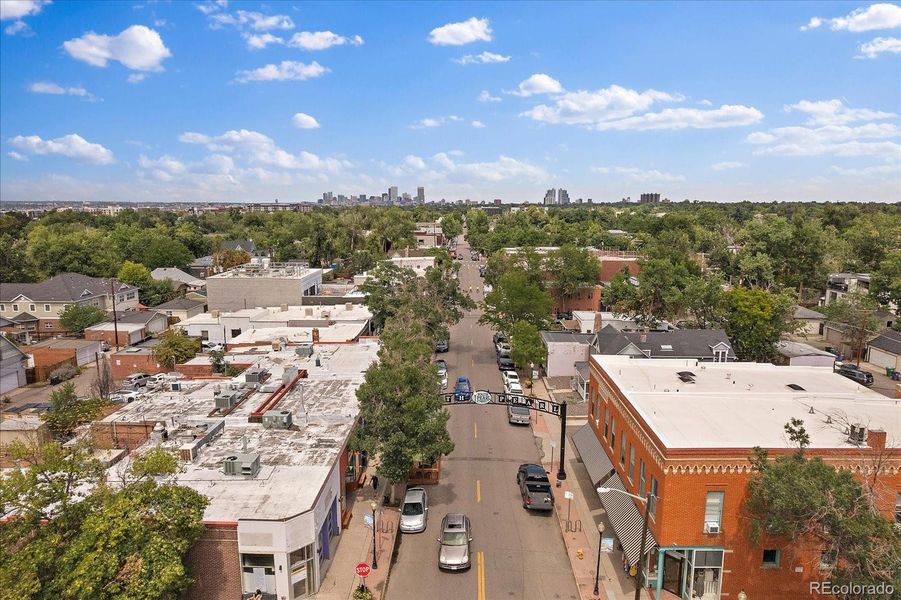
[109,279,120,351]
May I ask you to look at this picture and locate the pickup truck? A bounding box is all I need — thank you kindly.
[516,463,554,511]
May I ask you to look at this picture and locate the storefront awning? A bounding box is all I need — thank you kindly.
[572,423,614,485]
[597,473,657,567]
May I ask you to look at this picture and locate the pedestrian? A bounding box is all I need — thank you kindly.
[371,474,379,492]
[250,589,263,600]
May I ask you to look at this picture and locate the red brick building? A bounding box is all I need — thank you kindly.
[577,355,901,600]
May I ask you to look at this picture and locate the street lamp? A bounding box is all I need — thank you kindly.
[597,487,656,600]
[370,501,378,569]
[593,521,605,597]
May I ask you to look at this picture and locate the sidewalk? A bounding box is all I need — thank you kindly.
[529,378,651,600]
[314,466,400,600]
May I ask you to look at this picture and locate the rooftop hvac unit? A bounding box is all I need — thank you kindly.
[170,382,182,392]
[848,424,868,445]
[283,366,299,383]
[295,343,313,358]
[245,367,269,384]
[215,391,241,410]
[262,410,293,429]
[222,453,261,477]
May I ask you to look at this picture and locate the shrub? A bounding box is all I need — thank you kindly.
[49,364,79,382]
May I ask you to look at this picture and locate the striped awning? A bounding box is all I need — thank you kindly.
[572,423,615,485]
[597,473,657,567]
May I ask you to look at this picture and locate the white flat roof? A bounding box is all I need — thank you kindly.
[86,322,145,333]
[592,355,900,451]
[230,323,367,345]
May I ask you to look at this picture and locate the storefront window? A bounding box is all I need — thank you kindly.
[241,553,276,595]
[290,545,315,598]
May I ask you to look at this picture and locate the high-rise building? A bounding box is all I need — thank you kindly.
[402,192,411,202]
[639,193,661,204]
[544,188,557,205]
[558,189,570,204]
[416,186,425,203]
[322,192,334,204]
[388,186,398,203]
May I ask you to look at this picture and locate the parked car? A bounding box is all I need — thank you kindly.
[492,332,507,346]
[497,356,515,371]
[436,360,448,389]
[516,463,554,511]
[111,388,142,403]
[836,363,874,386]
[478,265,486,277]
[454,376,472,400]
[100,341,111,352]
[502,370,520,386]
[505,380,524,396]
[507,403,531,425]
[437,513,473,570]
[123,373,151,388]
[435,339,449,353]
[495,342,511,357]
[400,487,429,533]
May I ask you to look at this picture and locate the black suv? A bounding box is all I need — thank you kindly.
[836,364,874,386]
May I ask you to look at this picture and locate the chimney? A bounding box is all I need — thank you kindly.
[593,312,603,334]
[280,304,288,312]
[345,302,353,312]
[305,307,314,317]
[867,429,886,451]
[312,328,320,343]
[211,310,220,318]
[640,332,647,343]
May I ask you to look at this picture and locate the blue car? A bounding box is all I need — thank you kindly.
[454,376,472,401]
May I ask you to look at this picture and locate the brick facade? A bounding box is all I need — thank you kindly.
[85,328,142,348]
[586,361,901,600]
[184,524,242,600]
[110,352,166,381]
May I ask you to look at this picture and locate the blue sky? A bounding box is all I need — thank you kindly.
[1,0,899,203]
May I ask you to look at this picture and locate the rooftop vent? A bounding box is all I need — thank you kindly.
[244,367,269,384]
[222,453,261,477]
[848,424,868,446]
[262,410,293,429]
[677,371,696,383]
[215,391,241,410]
[660,344,673,351]
[788,384,806,391]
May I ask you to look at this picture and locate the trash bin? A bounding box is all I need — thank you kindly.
[887,367,895,377]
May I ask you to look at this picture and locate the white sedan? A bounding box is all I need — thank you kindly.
[505,381,524,396]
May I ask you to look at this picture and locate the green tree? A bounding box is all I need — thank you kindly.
[603,257,692,327]
[0,441,208,600]
[545,245,601,312]
[59,304,106,335]
[152,329,200,369]
[440,213,463,241]
[480,270,553,334]
[723,287,796,362]
[117,261,177,307]
[822,291,883,365]
[208,349,226,374]
[42,383,106,440]
[870,250,901,311]
[142,234,195,271]
[745,421,901,599]
[508,321,547,386]
[681,274,727,329]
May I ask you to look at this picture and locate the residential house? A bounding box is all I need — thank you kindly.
[84,311,168,348]
[150,267,206,294]
[205,262,325,312]
[0,336,28,394]
[823,272,870,305]
[153,298,207,323]
[866,329,901,371]
[221,239,267,257]
[540,331,598,377]
[353,255,437,286]
[0,273,140,339]
[774,340,836,368]
[413,222,444,248]
[593,326,736,362]
[792,305,826,337]
[575,356,900,600]
[188,255,216,280]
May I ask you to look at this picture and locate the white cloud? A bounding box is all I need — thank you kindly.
[127,73,147,83]
[478,90,501,102]
[510,73,563,97]
[138,154,187,180]
[63,25,172,71]
[830,163,901,177]
[591,165,685,182]
[292,112,320,129]
[195,1,227,16]
[8,133,114,164]
[409,115,463,129]
[404,155,427,170]
[711,161,746,171]
[234,60,329,83]
[7,151,27,161]
[471,120,486,128]
[209,10,294,31]
[29,81,97,100]
[698,99,713,106]
[858,36,901,57]
[433,152,547,182]
[179,128,346,172]
[244,32,283,50]
[288,31,363,50]
[4,20,29,35]
[454,51,510,65]
[786,99,896,126]
[429,17,492,46]
[801,3,901,32]
[595,105,763,131]
[0,0,49,21]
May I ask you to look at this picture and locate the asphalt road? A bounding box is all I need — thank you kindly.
[386,238,579,600]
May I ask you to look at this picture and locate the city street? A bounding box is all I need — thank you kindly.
[386,238,579,600]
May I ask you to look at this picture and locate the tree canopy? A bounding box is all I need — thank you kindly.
[152,329,200,370]
[480,270,553,334]
[59,303,106,334]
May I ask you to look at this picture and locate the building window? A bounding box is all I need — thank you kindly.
[45,323,53,329]
[762,549,780,568]
[0,304,4,311]
[241,553,276,594]
[704,491,724,532]
[29,304,36,312]
[126,292,136,300]
[44,304,51,312]
[650,477,658,517]
[628,445,635,481]
[12,304,19,312]
[230,328,242,338]
[639,461,646,497]
[200,329,209,340]
[290,544,316,598]
[603,407,609,439]
[610,418,616,450]
[619,432,626,465]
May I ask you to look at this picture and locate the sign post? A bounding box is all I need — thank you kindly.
[564,490,574,522]
[355,562,371,591]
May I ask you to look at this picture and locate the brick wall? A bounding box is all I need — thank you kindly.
[111,353,165,381]
[90,421,155,450]
[184,524,242,600]
[28,346,76,368]
[85,328,142,348]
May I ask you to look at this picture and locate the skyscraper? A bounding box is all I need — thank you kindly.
[388,186,398,203]
[416,186,425,203]
[544,188,557,205]
[558,189,570,204]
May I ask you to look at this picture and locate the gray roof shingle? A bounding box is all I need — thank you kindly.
[868,329,901,357]
[1,273,136,303]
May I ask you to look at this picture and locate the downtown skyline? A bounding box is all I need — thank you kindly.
[1,1,900,204]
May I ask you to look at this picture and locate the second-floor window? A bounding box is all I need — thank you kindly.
[619,432,626,465]
[29,304,35,312]
[603,407,609,439]
[628,445,635,481]
[639,461,646,496]
[610,418,616,450]
[12,304,19,312]
[704,491,724,532]
[650,477,659,517]
[44,304,51,312]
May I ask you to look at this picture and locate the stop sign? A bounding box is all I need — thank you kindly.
[355,562,371,578]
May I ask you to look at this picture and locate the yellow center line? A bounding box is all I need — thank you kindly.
[477,551,486,600]
[476,479,481,503]
[473,422,478,439]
